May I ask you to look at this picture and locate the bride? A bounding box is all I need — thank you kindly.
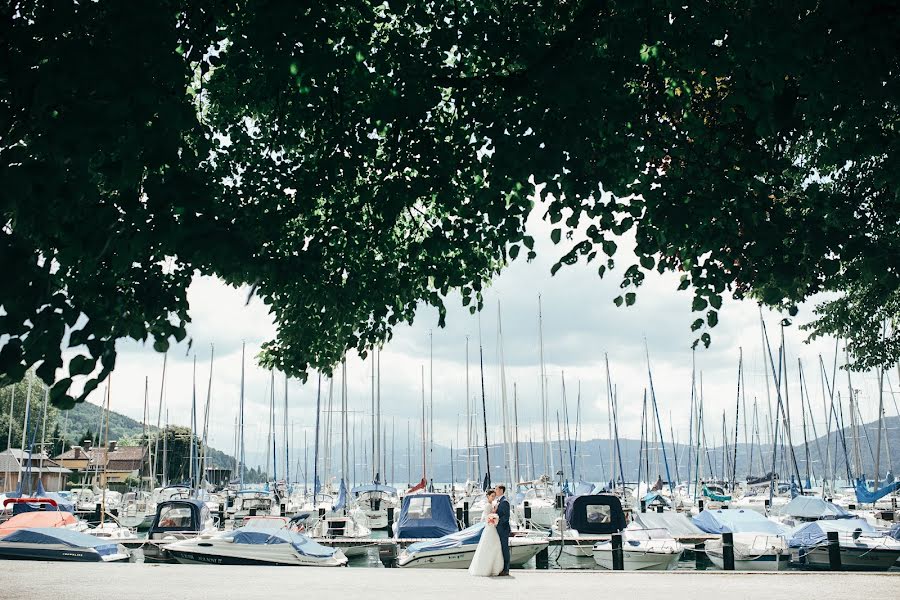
[468,490,504,576]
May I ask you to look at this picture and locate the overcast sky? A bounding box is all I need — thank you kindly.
[70,204,896,471]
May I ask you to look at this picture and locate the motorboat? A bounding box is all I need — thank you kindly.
[552,494,627,557]
[593,524,684,570]
[513,479,558,530]
[694,509,789,570]
[143,499,217,561]
[393,493,459,539]
[350,484,398,530]
[0,505,80,536]
[788,518,900,571]
[770,496,855,528]
[397,523,548,569]
[118,491,156,529]
[0,527,129,562]
[632,510,715,546]
[166,524,347,566]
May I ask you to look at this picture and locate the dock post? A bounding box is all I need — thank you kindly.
[456,507,464,527]
[555,493,564,510]
[463,501,470,528]
[892,497,897,510]
[698,499,704,512]
[280,503,286,517]
[217,503,225,530]
[611,532,624,571]
[827,530,841,571]
[523,501,531,523]
[656,505,663,514]
[722,532,735,571]
[535,546,549,569]
[640,500,646,513]
[387,507,394,531]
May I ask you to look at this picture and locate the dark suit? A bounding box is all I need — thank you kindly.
[496,495,511,573]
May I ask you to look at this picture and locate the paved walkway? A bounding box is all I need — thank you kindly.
[6,563,899,599]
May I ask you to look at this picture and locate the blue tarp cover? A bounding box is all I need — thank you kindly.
[226,526,336,558]
[692,509,785,536]
[4,490,75,515]
[788,518,881,548]
[854,477,900,504]
[775,496,852,520]
[0,527,120,556]
[395,493,458,539]
[889,523,900,541]
[406,523,485,555]
[574,480,596,496]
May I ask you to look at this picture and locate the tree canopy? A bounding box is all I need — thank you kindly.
[2,1,898,407]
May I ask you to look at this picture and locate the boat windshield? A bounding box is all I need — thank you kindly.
[242,517,289,529]
[585,504,612,524]
[406,496,433,519]
[158,506,194,528]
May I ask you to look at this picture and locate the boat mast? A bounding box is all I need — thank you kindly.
[538,295,549,476]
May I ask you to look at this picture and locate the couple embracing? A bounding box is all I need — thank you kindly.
[468,484,511,577]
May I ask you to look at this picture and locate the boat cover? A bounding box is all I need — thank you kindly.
[395,493,457,539]
[788,518,881,548]
[0,511,77,535]
[333,479,348,511]
[633,511,706,537]
[772,496,852,520]
[574,480,596,496]
[0,527,121,557]
[642,491,671,507]
[4,487,76,514]
[565,494,627,535]
[889,523,899,541]
[692,509,785,536]
[226,527,336,558]
[351,484,398,496]
[405,523,485,555]
[701,486,732,502]
[854,477,900,504]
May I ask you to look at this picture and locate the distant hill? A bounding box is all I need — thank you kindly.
[60,401,234,469]
[60,400,156,444]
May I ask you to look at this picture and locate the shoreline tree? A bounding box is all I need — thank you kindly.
[2,1,897,407]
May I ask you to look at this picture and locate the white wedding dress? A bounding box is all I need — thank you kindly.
[468,502,504,576]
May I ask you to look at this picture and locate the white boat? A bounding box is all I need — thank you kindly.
[397,523,549,569]
[552,494,629,557]
[789,518,900,571]
[514,481,558,530]
[704,533,788,571]
[593,526,684,570]
[0,527,129,562]
[166,523,347,566]
[351,484,398,530]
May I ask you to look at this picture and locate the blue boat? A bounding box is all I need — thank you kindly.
[0,527,129,562]
[394,493,457,539]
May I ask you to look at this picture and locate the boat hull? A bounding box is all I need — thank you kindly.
[706,549,788,571]
[398,539,548,569]
[166,541,347,567]
[592,548,682,571]
[0,542,128,563]
[791,547,900,571]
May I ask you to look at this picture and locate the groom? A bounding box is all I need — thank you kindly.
[494,484,511,576]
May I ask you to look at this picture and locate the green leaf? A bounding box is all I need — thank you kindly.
[614,295,624,307]
[707,310,718,327]
[625,292,636,306]
[692,296,708,311]
[639,255,655,270]
[551,228,561,244]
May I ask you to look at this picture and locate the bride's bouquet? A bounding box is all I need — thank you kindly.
[486,513,499,526]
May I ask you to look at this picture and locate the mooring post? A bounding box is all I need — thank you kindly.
[523,501,531,523]
[827,530,841,571]
[555,493,564,509]
[280,503,286,517]
[640,499,646,513]
[656,505,664,514]
[217,503,225,530]
[456,506,464,527]
[722,532,735,571]
[463,501,470,527]
[611,532,624,571]
[698,499,704,512]
[535,546,549,569]
[387,507,395,531]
